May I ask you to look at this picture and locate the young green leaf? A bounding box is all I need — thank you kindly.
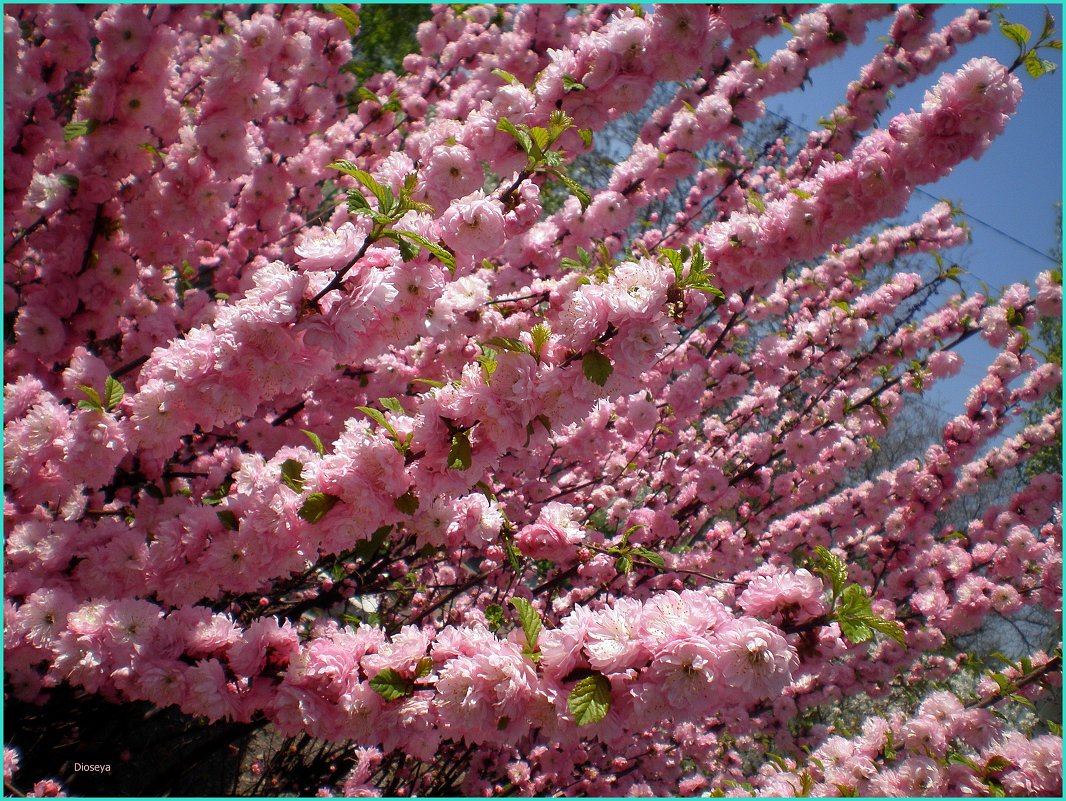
[448,431,473,470]
[497,117,534,159]
[77,385,104,412]
[999,19,1031,48]
[562,74,586,92]
[328,161,396,215]
[491,68,519,85]
[353,524,392,561]
[356,405,400,442]
[415,656,434,678]
[568,673,612,726]
[280,459,305,493]
[347,188,372,214]
[392,230,457,273]
[486,336,530,354]
[509,597,543,652]
[369,668,415,701]
[837,583,873,616]
[861,615,906,646]
[301,429,326,456]
[64,119,99,142]
[812,546,848,602]
[396,236,420,262]
[394,490,419,515]
[501,529,524,573]
[103,375,124,410]
[485,603,505,631]
[549,169,591,211]
[530,323,551,358]
[298,492,340,523]
[582,350,613,386]
[324,3,360,34]
[632,547,665,569]
[216,510,239,531]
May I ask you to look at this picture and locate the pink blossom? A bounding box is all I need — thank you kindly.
[514,502,585,562]
[440,190,506,260]
[711,619,798,699]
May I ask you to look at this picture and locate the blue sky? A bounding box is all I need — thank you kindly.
[761,3,1063,417]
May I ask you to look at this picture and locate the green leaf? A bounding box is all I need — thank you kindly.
[582,350,613,387]
[530,323,551,358]
[280,459,305,493]
[448,431,472,470]
[298,492,340,523]
[509,597,543,652]
[355,86,379,104]
[486,336,530,354]
[202,478,233,506]
[102,375,124,410]
[324,3,360,34]
[999,20,1031,48]
[838,584,873,616]
[985,779,1007,797]
[353,525,391,561]
[862,615,906,646]
[812,546,848,601]
[988,651,1015,667]
[947,751,981,772]
[77,385,104,412]
[346,188,372,214]
[411,377,446,389]
[1023,50,1045,78]
[485,603,505,631]
[379,397,404,415]
[396,236,420,262]
[1047,720,1062,736]
[216,510,239,531]
[568,673,611,726]
[497,117,534,158]
[838,616,874,644]
[984,754,1011,774]
[746,189,766,213]
[632,547,665,569]
[578,128,593,148]
[1040,8,1056,40]
[562,74,586,92]
[415,656,434,678]
[615,554,633,575]
[356,405,400,441]
[301,429,326,456]
[990,671,1015,692]
[526,127,550,161]
[546,109,575,142]
[491,68,519,85]
[1007,692,1036,708]
[64,119,98,142]
[501,528,524,573]
[394,490,419,515]
[550,169,591,212]
[369,668,414,701]
[392,230,457,273]
[328,161,396,216]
